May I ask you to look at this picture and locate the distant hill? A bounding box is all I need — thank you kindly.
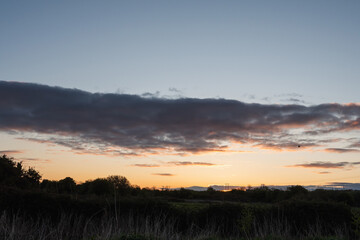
[180,182,360,191]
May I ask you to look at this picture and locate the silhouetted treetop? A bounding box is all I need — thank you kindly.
[0,154,41,188]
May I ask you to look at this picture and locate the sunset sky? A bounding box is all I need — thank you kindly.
[1,1,360,188]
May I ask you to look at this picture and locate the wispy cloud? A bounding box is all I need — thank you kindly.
[280,98,307,104]
[166,161,216,166]
[0,150,23,155]
[324,148,360,153]
[130,161,217,167]
[152,173,175,176]
[348,142,360,148]
[20,158,51,163]
[255,142,319,151]
[1,81,360,156]
[168,87,182,94]
[130,164,161,168]
[287,161,360,169]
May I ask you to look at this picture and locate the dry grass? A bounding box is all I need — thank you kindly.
[0,210,349,240]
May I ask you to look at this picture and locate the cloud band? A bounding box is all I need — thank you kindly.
[1,81,360,155]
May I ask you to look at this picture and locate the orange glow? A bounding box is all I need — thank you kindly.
[344,103,360,106]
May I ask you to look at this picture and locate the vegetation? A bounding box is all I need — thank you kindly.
[1,155,359,239]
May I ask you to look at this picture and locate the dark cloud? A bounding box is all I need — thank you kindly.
[287,161,360,169]
[317,171,331,174]
[1,81,360,155]
[152,173,175,176]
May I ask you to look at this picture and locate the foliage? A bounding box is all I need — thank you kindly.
[0,154,41,188]
[107,175,132,195]
[351,208,360,238]
[238,206,254,234]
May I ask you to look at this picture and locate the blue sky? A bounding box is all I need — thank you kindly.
[1,1,360,104]
[1,1,360,187]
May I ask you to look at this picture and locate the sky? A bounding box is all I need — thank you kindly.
[1,1,360,188]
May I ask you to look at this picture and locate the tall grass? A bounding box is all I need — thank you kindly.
[0,210,218,240]
[0,210,350,240]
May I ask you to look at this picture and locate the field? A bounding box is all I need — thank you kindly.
[1,155,360,240]
[2,187,360,240]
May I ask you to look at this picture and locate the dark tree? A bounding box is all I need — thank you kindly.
[88,178,112,196]
[58,177,76,194]
[23,167,42,187]
[40,179,59,193]
[0,155,41,188]
[0,155,22,186]
[107,175,131,195]
[287,185,308,198]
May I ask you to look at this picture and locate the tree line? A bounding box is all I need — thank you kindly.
[1,154,360,207]
[0,155,137,196]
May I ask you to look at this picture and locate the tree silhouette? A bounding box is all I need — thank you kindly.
[58,177,76,194]
[0,155,41,188]
[107,175,131,195]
